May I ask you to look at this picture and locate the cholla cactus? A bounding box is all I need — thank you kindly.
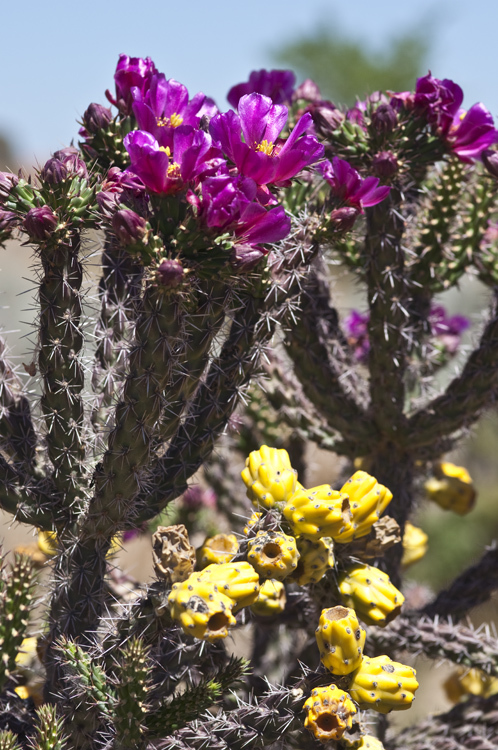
[0,56,497,750]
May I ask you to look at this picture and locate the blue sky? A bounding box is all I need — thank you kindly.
[1,0,497,162]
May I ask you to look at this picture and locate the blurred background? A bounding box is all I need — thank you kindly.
[1,0,497,719]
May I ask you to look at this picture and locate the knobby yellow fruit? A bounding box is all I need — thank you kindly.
[425,461,476,515]
[349,655,418,713]
[303,684,357,742]
[287,536,334,585]
[338,563,404,626]
[168,574,236,641]
[196,561,260,612]
[241,445,297,509]
[333,471,392,543]
[250,579,286,617]
[315,605,366,675]
[283,485,352,539]
[198,533,239,567]
[247,530,300,581]
[401,523,428,567]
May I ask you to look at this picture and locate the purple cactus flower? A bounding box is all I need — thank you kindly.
[210,93,324,186]
[182,485,217,511]
[344,310,370,363]
[106,54,158,115]
[318,157,391,210]
[199,173,257,229]
[293,79,322,103]
[234,203,290,247]
[428,305,469,355]
[448,104,498,163]
[124,128,225,194]
[227,69,296,108]
[132,73,217,150]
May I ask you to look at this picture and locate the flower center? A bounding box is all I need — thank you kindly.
[255,139,274,156]
[157,113,184,128]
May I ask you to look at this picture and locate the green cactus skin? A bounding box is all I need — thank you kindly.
[112,638,150,750]
[0,554,35,692]
[0,731,23,750]
[31,705,67,750]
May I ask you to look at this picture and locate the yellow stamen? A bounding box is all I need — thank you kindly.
[255,139,274,156]
[157,113,184,128]
[167,162,181,178]
[159,146,172,156]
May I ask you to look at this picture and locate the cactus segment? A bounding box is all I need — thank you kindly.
[241,445,298,509]
[338,563,404,626]
[247,530,300,581]
[334,471,393,543]
[168,574,236,640]
[303,684,357,742]
[250,579,287,617]
[348,654,418,713]
[282,485,352,539]
[315,605,366,675]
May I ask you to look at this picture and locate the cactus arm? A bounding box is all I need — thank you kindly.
[30,705,67,750]
[407,295,498,453]
[392,695,498,750]
[0,554,36,693]
[284,271,371,448]
[422,545,498,621]
[365,190,409,439]
[91,236,143,432]
[0,454,55,529]
[0,339,38,470]
[37,228,87,512]
[368,615,498,677]
[112,638,150,750]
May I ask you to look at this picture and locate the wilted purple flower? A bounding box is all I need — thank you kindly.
[0,172,18,200]
[106,54,158,116]
[428,305,469,355]
[124,128,224,194]
[344,310,370,363]
[53,148,88,179]
[24,206,58,241]
[227,69,296,108]
[132,74,217,151]
[97,167,147,217]
[482,149,498,178]
[182,485,217,511]
[318,157,391,210]
[210,94,323,186]
[329,206,360,232]
[306,99,344,137]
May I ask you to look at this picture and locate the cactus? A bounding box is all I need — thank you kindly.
[0,53,498,750]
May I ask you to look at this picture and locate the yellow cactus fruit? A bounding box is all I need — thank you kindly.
[315,605,366,676]
[243,511,262,535]
[287,536,335,585]
[356,736,386,750]
[241,445,297,509]
[38,530,58,557]
[250,579,286,617]
[401,523,428,568]
[282,485,352,540]
[198,534,239,567]
[349,655,418,713]
[338,564,404,627]
[168,573,236,641]
[303,684,357,743]
[443,667,498,703]
[333,472,393,544]
[425,462,476,515]
[247,530,300,581]
[196,562,260,612]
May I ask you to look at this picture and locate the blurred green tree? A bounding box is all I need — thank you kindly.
[272,21,431,105]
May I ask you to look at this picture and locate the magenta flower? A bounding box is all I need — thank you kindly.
[210,93,324,186]
[428,306,469,355]
[232,204,291,269]
[199,173,257,229]
[227,69,296,108]
[448,104,498,162]
[344,311,370,363]
[132,73,217,150]
[123,129,225,194]
[106,54,158,116]
[318,157,390,210]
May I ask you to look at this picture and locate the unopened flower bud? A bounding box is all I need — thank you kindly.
[54,148,88,179]
[157,257,184,287]
[482,149,498,179]
[330,207,359,232]
[371,104,398,134]
[82,102,113,134]
[309,100,344,136]
[372,151,398,178]
[112,209,147,246]
[23,206,58,241]
[293,79,321,103]
[0,210,18,232]
[40,158,68,185]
